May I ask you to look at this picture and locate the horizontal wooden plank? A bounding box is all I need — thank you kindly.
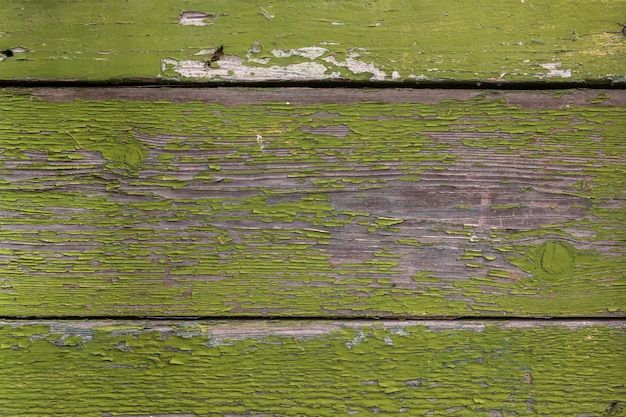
[1,88,624,318]
[0,319,623,416]
[0,0,624,84]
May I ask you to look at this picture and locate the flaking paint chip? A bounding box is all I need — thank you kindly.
[179,11,218,26]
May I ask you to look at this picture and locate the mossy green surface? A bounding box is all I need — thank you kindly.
[0,321,624,416]
[0,89,624,317]
[0,0,624,83]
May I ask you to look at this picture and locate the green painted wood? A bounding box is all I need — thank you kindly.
[0,0,624,84]
[1,88,624,318]
[0,320,623,416]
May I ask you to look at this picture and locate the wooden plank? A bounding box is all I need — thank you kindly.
[0,0,625,84]
[1,88,624,318]
[0,319,623,416]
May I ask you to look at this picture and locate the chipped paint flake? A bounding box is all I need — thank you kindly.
[539,62,572,78]
[271,47,328,60]
[178,11,218,26]
[323,52,387,80]
[344,329,366,349]
[383,336,394,346]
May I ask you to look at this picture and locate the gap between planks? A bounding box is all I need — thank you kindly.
[1,79,625,90]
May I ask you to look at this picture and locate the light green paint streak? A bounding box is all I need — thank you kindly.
[0,0,624,83]
[0,90,624,317]
[491,203,525,210]
[0,321,623,415]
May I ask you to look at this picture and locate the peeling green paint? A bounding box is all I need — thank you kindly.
[0,321,624,416]
[0,89,624,317]
[488,269,511,278]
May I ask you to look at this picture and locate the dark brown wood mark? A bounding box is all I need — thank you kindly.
[205,45,224,68]
[604,401,623,417]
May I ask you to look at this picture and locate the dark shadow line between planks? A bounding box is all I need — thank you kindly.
[1,79,625,90]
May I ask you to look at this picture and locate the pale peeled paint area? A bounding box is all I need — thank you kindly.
[161,46,390,81]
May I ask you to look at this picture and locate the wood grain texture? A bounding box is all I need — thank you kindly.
[1,88,624,318]
[0,0,624,84]
[0,320,624,416]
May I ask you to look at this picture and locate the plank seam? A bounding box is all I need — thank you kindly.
[1,79,625,90]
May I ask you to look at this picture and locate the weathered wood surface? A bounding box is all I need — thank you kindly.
[3,4,624,416]
[0,320,623,416]
[1,88,624,318]
[1,0,625,84]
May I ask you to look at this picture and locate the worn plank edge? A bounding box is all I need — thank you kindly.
[23,86,626,106]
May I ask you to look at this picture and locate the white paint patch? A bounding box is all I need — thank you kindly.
[162,56,330,81]
[323,52,387,81]
[249,40,263,54]
[247,57,271,65]
[178,11,218,26]
[256,135,266,151]
[163,47,390,82]
[271,47,328,60]
[539,62,572,78]
[194,49,217,56]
